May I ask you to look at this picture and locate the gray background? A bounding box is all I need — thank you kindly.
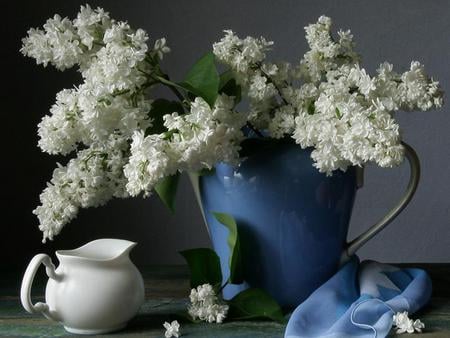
[3,0,449,269]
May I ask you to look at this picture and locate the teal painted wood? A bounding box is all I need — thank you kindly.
[1,265,449,337]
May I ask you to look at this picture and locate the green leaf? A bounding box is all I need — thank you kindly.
[197,167,216,176]
[228,288,285,322]
[219,69,234,89]
[180,248,223,288]
[335,107,342,119]
[307,100,315,115]
[219,70,241,103]
[154,173,180,213]
[146,99,184,135]
[180,52,219,107]
[212,212,244,284]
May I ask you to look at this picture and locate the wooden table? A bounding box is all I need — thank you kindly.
[1,265,449,337]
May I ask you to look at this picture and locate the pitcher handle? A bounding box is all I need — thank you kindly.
[341,142,420,263]
[20,254,61,321]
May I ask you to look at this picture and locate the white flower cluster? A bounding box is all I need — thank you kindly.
[393,311,425,334]
[300,15,359,83]
[33,136,129,241]
[124,94,246,196]
[163,320,181,338]
[213,16,443,175]
[21,5,110,70]
[22,5,170,241]
[23,8,444,241]
[188,284,229,323]
[213,30,279,129]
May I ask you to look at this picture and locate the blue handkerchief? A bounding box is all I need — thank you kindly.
[285,257,432,338]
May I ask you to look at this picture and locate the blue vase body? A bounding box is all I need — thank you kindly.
[198,141,357,307]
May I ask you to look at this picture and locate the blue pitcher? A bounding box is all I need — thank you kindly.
[191,139,420,308]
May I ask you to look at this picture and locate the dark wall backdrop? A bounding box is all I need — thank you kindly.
[3,0,449,269]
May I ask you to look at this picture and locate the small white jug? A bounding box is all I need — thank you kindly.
[20,239,145,335]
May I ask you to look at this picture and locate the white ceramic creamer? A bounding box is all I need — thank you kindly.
[20,239,145,335]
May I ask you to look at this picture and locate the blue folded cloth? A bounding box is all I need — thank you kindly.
[285,257,432,338]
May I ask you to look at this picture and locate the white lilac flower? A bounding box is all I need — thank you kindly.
[72,4,111,51]
[213,30,273,77]
[23,10,444,241]
[188,284,229,323]
[33,135,130,242]
[170,94,246,172]
[124,131,176,197]
[213,30,276,129]
[393,311,425,334]
[37,86,152,156]
[213,29,274,94]
[124,95,245,196]
[413,319,425,333]
[77,87,152,144]
[398,61,444,111]
[268,105,296,138]
[262,62,291,86]
[22,5,170,241]
[299,15,359,83]
[21,6,112,71]
[21,15,83,70]
[291,63,406,174]
[37,89,82,155]
[248,74,278,101]
[81,22,149,94]
[163,320,180,338]
[154,38,171,60]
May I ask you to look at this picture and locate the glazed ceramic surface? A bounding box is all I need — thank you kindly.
[197,140,420,308]
[199,142,357,307]
[20,239,145,335]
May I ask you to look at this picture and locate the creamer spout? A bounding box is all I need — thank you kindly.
[111,239,137,260]
[56,239,137,262]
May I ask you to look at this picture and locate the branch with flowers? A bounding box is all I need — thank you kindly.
[22,6,443,245]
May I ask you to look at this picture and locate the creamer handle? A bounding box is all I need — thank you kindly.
[20,254,61,322]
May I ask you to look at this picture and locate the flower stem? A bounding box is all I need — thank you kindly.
[259,67,289,105]
[218,281,229,294]
[246,122,264,138]
[151,74,186,102]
